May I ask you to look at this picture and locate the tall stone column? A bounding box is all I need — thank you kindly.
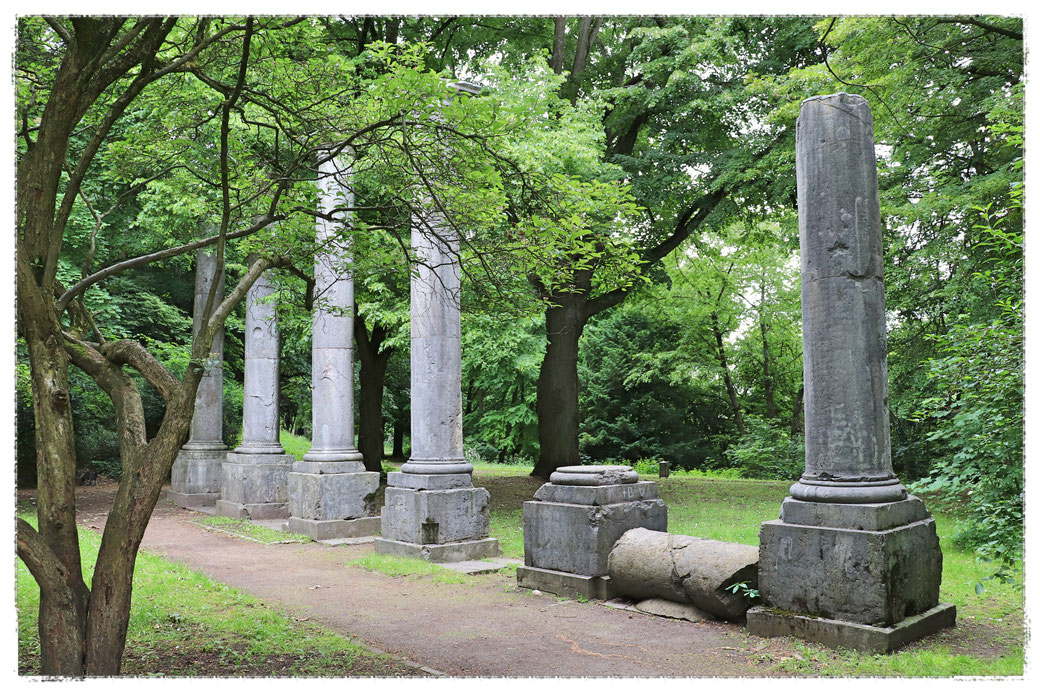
[376,84,499,560]
[168,246,227,507]
[747,93,954,653]
[216,259,293,519]
[287,151,380,540]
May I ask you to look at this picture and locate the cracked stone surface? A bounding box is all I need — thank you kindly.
[608,528,758,620]
[792,92,905,502]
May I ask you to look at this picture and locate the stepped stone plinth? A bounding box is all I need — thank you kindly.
[517,465,667,600]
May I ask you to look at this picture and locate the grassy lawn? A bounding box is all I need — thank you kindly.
[16,512,421,677]
[474,465,1025,677]
[190,515,312,544]
[280,430,312,460]
[18,459,1021,677]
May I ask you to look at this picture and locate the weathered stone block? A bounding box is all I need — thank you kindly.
[373,537,499,563]
[288,470,379,521]
[533,480,660,506]
[170,447,226,502]
[387,471,472,490]
[287,515,381,541]
[523,496,667,577]
[758,514,942,626]
[747,603,956,654]
[779,495,928,531]
[218,452,292,519]
[516,566,614,601]
[380,486,491,545]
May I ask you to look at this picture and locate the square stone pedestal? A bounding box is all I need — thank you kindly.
[167,447,226,507]
[518,465,667,599]
[287,466,381,540]
[749,495,955,652]
[374,473,499,562]
[216,451,293,520]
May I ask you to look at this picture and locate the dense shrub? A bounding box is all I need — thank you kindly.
[722,415,804,480]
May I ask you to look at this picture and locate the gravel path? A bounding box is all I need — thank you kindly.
[70,482,774,677]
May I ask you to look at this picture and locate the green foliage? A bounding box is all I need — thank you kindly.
[725,581,760,601]
[909,201,1023,569]
[279,430,312,462]
[631,458,662,477]
[462,312,543,461]
[723,415,804,481]
[579,304,715,468]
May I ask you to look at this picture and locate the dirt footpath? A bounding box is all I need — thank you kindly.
[72,483,775,677]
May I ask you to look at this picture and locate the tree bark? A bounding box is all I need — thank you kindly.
[791,384,805,434]
[392,418,406,459]
[758,285,777,419]
[532,291,587,478]
[355,315,393,473]
[711,311,745,436]
[549,17,567,74]
[17,255,89,675]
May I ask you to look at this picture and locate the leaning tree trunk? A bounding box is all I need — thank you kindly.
[84,444,176,673]
[16,258,90,675]
[355,317,392,473]
[532,293,587,478]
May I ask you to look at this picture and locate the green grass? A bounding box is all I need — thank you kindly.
[280,430,311,461]
[468,461,533,477]
[345,553,475,585]
[478,467,1023,677]
[659,475,792,545]
[489,509,525,557]
[16,514,420,676]
[191,515,312,545]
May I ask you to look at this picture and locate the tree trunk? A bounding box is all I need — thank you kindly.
[392,418,406,459]
[711,311,745,436]
[791,385,804,434]
[17,257,90,675]
[758,287,777,419]
[532,292,587,478]
[355,315,392,473]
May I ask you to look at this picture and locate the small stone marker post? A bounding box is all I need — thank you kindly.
[217,259,294,519]
[287,151,380,540]
[168,245,227,507]
[375,81,499,562]
[747,93,955,653]
[517,465,666,599]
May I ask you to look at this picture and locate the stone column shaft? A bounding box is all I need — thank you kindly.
[376,81,498,560]
[237,266,284,454]
[186,248,225,448]
[168,245,227,507]
[747,94,953,652]
[287,152,380,540]
[217,257,292,520]
[302,153,364,470]
[789,92,905,504]
[400,216,469,476]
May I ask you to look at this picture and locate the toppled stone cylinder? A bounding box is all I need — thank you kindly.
[607,528,759,620]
